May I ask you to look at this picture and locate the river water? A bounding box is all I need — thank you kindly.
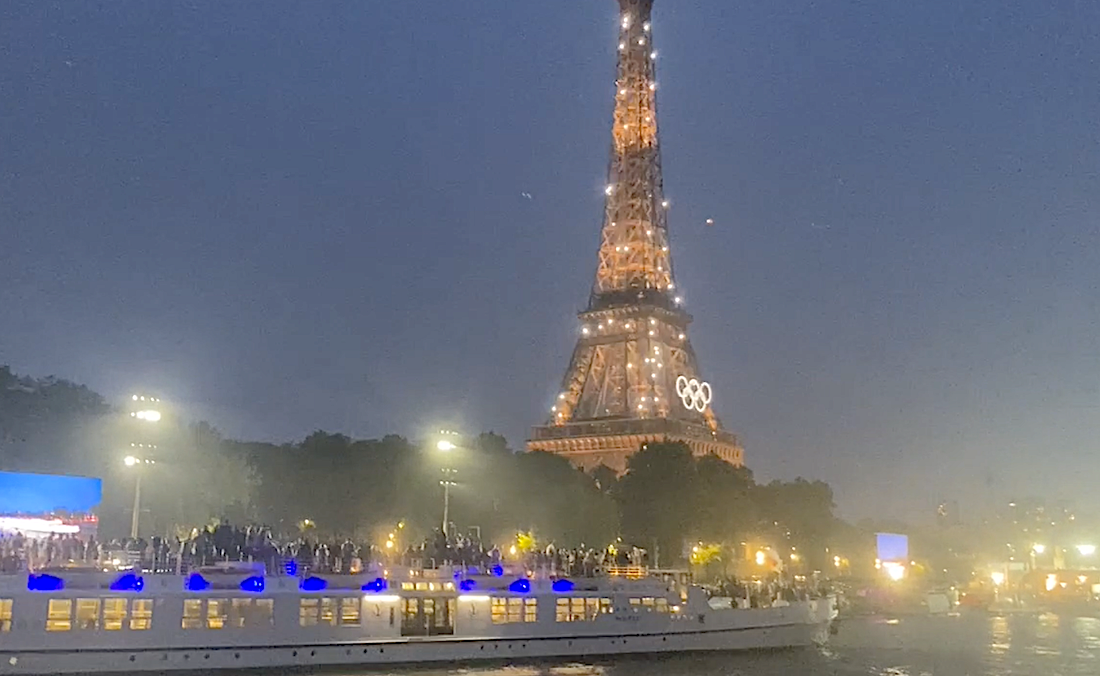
[313,612,1100,676]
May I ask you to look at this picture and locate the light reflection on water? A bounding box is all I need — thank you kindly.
[276,611,1100,676]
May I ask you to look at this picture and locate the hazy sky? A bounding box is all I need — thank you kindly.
[2,0,1098,521]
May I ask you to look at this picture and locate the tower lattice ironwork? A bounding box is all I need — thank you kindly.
[527,0,743,473]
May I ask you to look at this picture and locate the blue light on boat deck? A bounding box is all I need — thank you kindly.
[509,579,531,593]
[299,577,327,592]
[27,573,64,592]
[185,573,210,591]
[110,573,145,592]
[362,577,387,592]
[552,579,574,592]
[459,579,477,591]
[284,560,298,577]
[490,564,504,577]
[240,576,265,593]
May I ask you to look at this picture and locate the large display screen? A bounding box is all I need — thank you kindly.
[0,471,102,515]
[876,532,909,562]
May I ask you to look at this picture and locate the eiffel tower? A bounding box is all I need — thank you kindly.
[527,0,744,473]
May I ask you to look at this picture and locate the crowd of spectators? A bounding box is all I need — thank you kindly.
[0,532,100,573]
[1,520,651,579]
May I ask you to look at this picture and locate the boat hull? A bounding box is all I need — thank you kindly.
[0,617,830,674]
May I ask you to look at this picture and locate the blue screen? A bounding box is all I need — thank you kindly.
[876,533,909,562]
[0,471,103,514]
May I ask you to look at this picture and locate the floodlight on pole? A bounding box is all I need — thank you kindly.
[434,431,462,536]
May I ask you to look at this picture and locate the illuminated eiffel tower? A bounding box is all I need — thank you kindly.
[527,0,744,473]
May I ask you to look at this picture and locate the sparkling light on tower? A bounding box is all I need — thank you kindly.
[526,0,743,472]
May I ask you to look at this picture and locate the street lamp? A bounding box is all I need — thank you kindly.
[123,454,155,539]
[435,431,461,537]
[125,393,162,539]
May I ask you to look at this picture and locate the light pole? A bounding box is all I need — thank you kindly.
[123,455,155,539]
[125,393,162,539]
[436,439,457,537]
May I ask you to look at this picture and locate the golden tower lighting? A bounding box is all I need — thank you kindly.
[527,0,743,472]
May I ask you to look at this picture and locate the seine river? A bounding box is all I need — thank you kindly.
[311,612,1100,676]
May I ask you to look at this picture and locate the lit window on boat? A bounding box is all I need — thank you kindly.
[491,597,535,624]
[490,598,506,623]
[182,599,203,629]
[557,598,594,622]
[46,599,72,632]
[642,597,656,609]
[130,599,153,631]
[629,598,641,612]
[600,598,613,614]
[320,598,337,626]
[0,599,12,632]
[340,598,361,626]
[655,598,669,613]
[102,598,127,631]
[76,598,100,630]
[401,582,414,591]
[207,599,228,629]
[415,582,429,591]
[299,598,319,627]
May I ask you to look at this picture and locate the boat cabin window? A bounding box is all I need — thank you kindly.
[76,599,100,630]
[655,598,669,613]
[300,597,355,627]
[401,597,456,636]
[182,599,204,629]
[102,598,127,631]
[556,597,603,622]
[46,599,72,632]
[319,598,337,625]
[231,598,274,628]
[299,599,319,627]
[340,598,361,626]
[0,599,12,632]
[207,599,228,629]
[491,597,536,624]
[130,599,153,630]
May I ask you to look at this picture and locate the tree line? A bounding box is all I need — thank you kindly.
[0,366,841,566]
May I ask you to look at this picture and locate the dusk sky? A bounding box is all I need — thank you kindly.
[2,0,1098,521]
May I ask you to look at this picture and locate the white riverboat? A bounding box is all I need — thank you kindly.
[0,565,835,674]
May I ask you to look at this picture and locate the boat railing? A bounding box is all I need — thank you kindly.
[603,566,648,579]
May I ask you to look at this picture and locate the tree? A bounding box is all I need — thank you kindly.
[752,478,837,570]
[503,451,617,547]
[692,454,755,545]
[617,441,697,566]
